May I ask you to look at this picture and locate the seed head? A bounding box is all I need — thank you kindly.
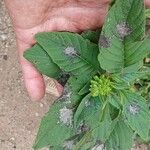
[90,75,112,97]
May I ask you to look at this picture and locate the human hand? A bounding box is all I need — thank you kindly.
[4,0,150,101]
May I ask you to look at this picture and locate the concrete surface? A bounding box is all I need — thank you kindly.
[0,0,149,150]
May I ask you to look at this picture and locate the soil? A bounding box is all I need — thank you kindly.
[0,0,149,149]
[0,1,55,149]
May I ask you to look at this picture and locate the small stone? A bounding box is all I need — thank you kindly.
[10,137,15,141]
[28,131,31,134]
[3,54,8,60]
[1,34,7,41]
[116,22,132,38]
[39,103,44,108]
[13,145,16,149]
[35,112,39,117]
[128,102,140,115]
[59,106,73,126]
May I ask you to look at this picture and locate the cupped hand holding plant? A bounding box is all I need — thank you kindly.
[4,0,111,100]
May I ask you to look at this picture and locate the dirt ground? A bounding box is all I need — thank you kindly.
[0,0,54,150]
[0,0,149,150]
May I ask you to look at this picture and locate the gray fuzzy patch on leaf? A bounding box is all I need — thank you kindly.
[99,35,110,48]
[59,106,73,126]
[77,122,89,134]
[59,84,72,104]
[63,140,74,150]
[64,46,77,57]
[85,99,90,107]
[92,144,105,150]
[116,22,132,38]
[128,102,140,115]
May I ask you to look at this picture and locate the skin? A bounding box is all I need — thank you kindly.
[4,0,150,101]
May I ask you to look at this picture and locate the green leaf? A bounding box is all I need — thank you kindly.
[33,102,75,150]
[108,94,121,109]
[91,104,117,143]
[122,91,150,141]
[91,119,113,143]
[112,68,150,90]
[78,82,90,95]
[105,118,134,150]
[145,9,150,18]
[123,61,143,73]
[74,94,91,126]
[125,40,150,66]
[98,0,150,73]
[73,131,93,150]
[24,44,60,77]
[59,77,82,107]
[81,29,101,44]
[79,142,94,150]
[35,32,100,76]
[59,75,91,108]
[69,75,91,95]
[74,96,116,144]
[74,96,102,129]
[51,146,63,150]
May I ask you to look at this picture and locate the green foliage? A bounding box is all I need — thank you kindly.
[90,75,112,96]
[98,0,150,73]
[24,44,60,77]
[81,29,101,44]
[33,101,75,150]
[35,32,100,76]
[23,0,150,149]
[105,118,134,150]
[145,9,150,18]
[122,91,150,141]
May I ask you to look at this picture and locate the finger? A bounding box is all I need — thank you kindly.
[17,41,45,101]
[145,0,150,7]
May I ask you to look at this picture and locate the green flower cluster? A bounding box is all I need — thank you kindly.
[90,75,112,97]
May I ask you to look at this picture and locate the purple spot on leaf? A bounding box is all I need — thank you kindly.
[117,22,132,38]
[99,35,110,48]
